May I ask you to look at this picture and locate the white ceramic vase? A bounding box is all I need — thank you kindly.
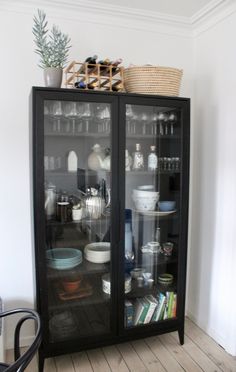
[44,67,63,88]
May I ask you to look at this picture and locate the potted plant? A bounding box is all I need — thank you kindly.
[32,9,71,88]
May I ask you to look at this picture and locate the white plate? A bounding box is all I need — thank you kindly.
[134,209,176,216]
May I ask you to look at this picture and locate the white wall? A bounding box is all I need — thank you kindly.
[0,2,193,348]
[187,10,236,355]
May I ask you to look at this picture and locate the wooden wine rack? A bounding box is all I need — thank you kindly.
[64,61,125,92]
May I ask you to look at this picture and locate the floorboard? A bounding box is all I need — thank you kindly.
[5,318,236,371]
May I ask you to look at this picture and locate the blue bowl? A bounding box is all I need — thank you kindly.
[158,201,176,211]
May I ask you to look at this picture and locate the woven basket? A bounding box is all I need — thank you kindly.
[124,66,183,96]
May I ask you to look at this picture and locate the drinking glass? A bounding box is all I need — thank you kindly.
[169,112,177,135]
[151,112,158,135]
[63,102,78,134]
[157,112,165,135]
[96,104,111,133]
[126,105,136,135]
[51,101,63,133]
[76,102,85,133]
[82,102,93,133]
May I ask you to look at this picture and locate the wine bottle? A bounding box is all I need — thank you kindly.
[74,81,86,89]
[111,58,123,73]
[112,83,123,92]
[85,54,98,65]
[83,55,98,74]
[98,58,111,72]
[88,81,99,90]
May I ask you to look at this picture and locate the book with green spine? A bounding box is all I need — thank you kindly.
[152,293,165,322]
[167,292,174,318]
[137,298,150,324]
[144,295,158,324]
[134,298,144,325]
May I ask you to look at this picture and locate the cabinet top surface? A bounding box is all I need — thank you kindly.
[32,86,190,102]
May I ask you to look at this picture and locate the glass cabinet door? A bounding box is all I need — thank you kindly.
[42,97,116,343]
[123,102,182,329]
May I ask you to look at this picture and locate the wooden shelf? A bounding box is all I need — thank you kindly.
[48,275,110,310]
[127,134,180,139]
[45,131,110,138]
[126,170,180,175]
[133,209,177,217]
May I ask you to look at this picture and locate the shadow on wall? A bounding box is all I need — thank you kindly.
[187,76,218,325]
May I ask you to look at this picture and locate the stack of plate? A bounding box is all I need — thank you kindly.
[158,273,173,287]
[46,248,82,270]
[84,242,110,264]
[49,311,77,340]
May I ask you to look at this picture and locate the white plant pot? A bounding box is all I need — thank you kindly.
[44,67,63,88]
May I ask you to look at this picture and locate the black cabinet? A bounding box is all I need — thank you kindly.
[32,87,190,371]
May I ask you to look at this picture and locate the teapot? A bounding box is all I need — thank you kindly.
[88,144,105,171]
[85,187,110,219]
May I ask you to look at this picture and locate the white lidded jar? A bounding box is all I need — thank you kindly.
[67,150,78,172]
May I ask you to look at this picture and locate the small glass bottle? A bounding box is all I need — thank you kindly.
[155,227,161,244]
[148,145,158,171]
[132,144,144,170]
[125,209,134,272]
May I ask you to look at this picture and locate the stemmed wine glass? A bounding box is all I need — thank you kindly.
[44,101,51,133]
[157,112,166,135]
[151,111,158,135]
[126,105,137,135]
[82,102,93,133]
[126,104,132,134]
[102,105,111,133]
[140,111,148,135]
[63,101,78,134]
[96,104,111,133]
[76,102,86,133]
[51,101,63,133]
[168,112,177,135]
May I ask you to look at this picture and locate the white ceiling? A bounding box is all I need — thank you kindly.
[87,0,216,17]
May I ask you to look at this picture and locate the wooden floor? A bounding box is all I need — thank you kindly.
[7,318,236,371]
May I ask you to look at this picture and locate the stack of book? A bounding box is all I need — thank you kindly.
[124,291,177,327]
[151,291,177,322]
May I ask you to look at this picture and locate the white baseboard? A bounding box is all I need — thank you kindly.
[6,335,34,351]
[186,310,236,356]
[0,331,5,363]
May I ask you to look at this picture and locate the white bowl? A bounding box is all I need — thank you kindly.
[84,242,110,263]
[133,189,160,198]
[137,185,154,191]
[132,195,159,211]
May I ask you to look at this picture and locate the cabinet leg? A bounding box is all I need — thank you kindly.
[178,328,184,345]
[38,349,44,372]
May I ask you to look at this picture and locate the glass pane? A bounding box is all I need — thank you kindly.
[124,104,181,328]
[44,100,112,342]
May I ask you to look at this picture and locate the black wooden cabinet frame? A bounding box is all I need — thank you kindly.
[32,87,190,371]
